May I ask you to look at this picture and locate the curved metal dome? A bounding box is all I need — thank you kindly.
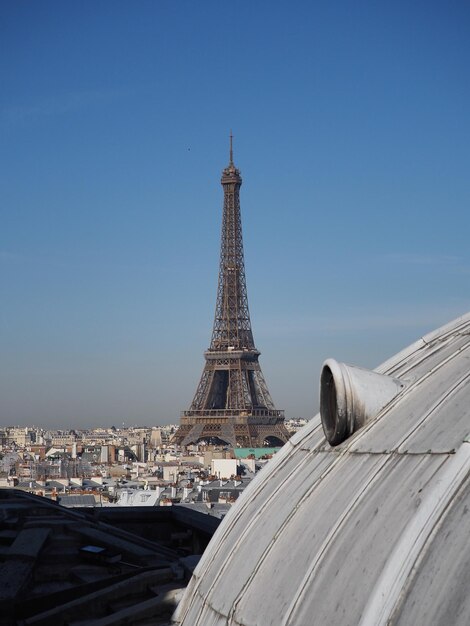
[174,312,470,626]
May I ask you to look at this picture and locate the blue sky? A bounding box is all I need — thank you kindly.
[1,1,470,428]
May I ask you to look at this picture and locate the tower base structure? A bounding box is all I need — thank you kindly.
[173,410,289,448]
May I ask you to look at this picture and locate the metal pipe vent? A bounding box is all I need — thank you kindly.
[320,359,406,446]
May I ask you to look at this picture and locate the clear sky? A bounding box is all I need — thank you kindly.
[1,1,470,429]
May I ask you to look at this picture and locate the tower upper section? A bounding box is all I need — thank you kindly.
[210,135,254,351]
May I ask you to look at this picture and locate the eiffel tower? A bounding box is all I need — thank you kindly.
[173,136,289,448]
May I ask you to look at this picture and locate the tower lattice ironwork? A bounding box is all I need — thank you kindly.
[173,136,289,448]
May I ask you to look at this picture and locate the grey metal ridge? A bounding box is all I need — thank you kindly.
[358,436,470,626]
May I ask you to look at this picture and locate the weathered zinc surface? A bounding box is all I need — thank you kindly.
[174,312,470,626]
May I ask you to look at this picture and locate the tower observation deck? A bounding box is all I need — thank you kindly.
[173,136,289,448]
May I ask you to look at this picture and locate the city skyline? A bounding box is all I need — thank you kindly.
[2,2,470,428]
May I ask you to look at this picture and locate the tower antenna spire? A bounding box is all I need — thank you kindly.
[229,130,233,165]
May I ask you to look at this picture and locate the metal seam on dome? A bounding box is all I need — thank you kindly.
[343,341,470,450]
[183,419,327,619]
[385,334,464,379]
[198,431,350,622]
[393,335,470,380]
[357,439,470,626]
[377,313,470,377]
[397,368,470,453]
[281,454,450,625]
[199,423,324,553]
[227,454,340,623]
[279,453,409,626]
[224,452,337,622]
[179,440,322,623]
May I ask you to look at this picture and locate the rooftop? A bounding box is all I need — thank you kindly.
[0,488,221,625]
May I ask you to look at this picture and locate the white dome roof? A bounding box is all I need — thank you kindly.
[174,312,470,626]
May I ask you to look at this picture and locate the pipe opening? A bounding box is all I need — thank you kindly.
[320,363,348,446]
[320,359,406,446]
